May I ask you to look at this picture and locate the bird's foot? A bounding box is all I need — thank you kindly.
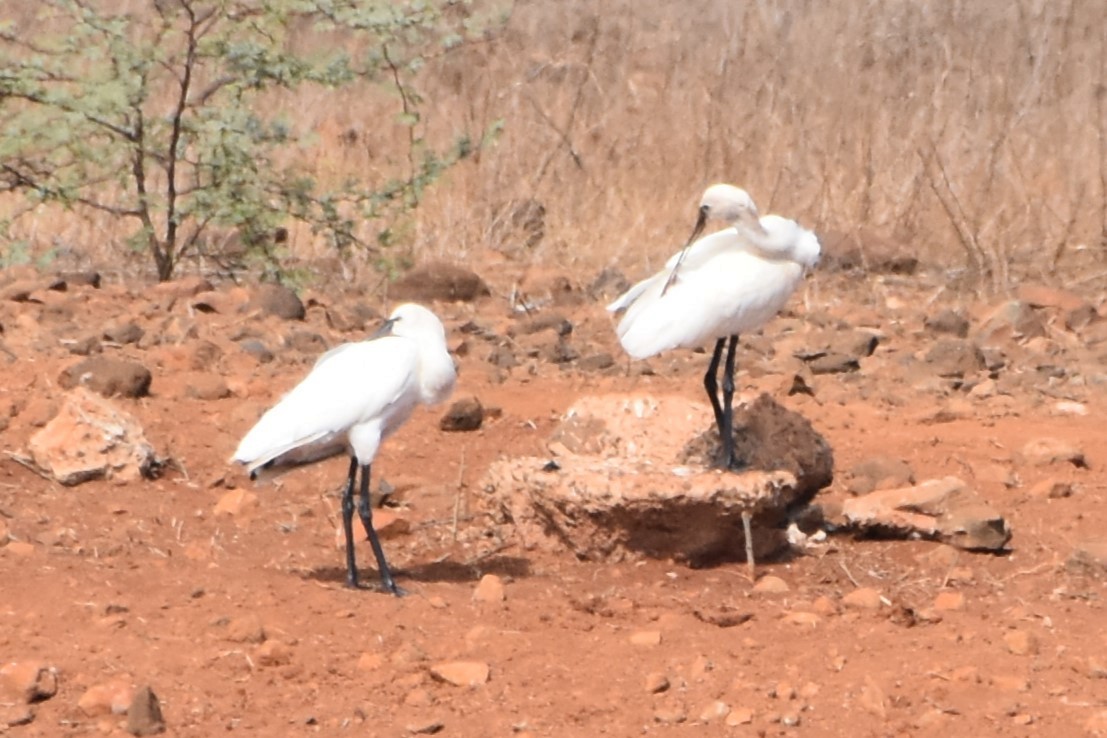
[382,580,408,598]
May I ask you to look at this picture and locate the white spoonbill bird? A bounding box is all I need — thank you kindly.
[232,302,456,595]
[607,183,821,469]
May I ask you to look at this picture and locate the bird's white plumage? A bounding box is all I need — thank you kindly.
[232,303,456,475]
[607,186,820,360]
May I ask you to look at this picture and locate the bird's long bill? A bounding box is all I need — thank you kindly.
[660,206,708,296]
[371,316,399,339]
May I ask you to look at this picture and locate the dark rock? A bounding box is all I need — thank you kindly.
[391,262,490,303]
[104,322,145,345]
[925,309,970,338]
[440,396,484,432]
[249,284,305,320]
[511,312,573,337]
[832,330,879,359]
[284,331,328,354]
[924,338,985,378]
[58,357,152,398]
[588,266,632,301]
[808,353,860,375]
[126,686,165,736]
[680,392,834,507]
[67,336,103,356]
[239,339,274,363]
[578,352,616,372]
[847,456,915,495]
[541,339,580,364]
[486,346,518,368]
[975,301,1047,343]
[57,271,102,288]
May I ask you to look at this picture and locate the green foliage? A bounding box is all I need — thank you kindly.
[0,0,499,281]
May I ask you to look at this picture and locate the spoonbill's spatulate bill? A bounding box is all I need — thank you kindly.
[607,184,821,469]
[232,302,456,595]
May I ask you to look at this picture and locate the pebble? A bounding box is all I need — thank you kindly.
[1003,630,1039,656]
[783,611,821,627]
[126,685,165,736]
[214,490,259,518]
[406,718,445,735]
[429,661,490,687]
[255,640,293,667]
[0,661,57,703]
[698,700,730,722]
[249,284,305,320]
[629,630,662,646]
[990,674,1030,692]
[440,396,484,432]
[752,575,790,593]
[472,574,505,604]
[224,614,267,644]
[78,678,134,716]
[933,591,965,611]
[842,587,884,610]
[1028,477,1074,499]
[1020,438,1086,468]
[644,672,670,694]
[652,705,687,724]
[725,707,754,726]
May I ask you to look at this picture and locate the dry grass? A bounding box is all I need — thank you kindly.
[3,0,1106,293]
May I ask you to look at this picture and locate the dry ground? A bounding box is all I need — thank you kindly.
[0,260,1105,737]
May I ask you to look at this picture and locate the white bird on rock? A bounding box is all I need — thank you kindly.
[607,184,820,578]
[232,302,456,595]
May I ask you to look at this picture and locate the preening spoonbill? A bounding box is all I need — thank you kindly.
[608,183,820,467]
[232,302,456,595]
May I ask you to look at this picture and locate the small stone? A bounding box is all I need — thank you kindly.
[653,705,687,724]
[698,700,730,722]
[933,591,965,611]
[356,653,385,673]
[225,614,267,644]
[0,661,57,703]
[126,686,165,736]
[249,284,305,320]
[629,630,662,646]
[406,718,445,734]
[1012,713,1034,726]
[472,574,505,604]
[808,352,859,375]
[58,357,152,398]
[772,682,796,700]
[104,322,145,345]
[5,541,34,557]
[783,611,821,627]
[255,640,293,667]
[578,352,616,372]
[239,339,274,363]
[726,707,754,726]
[752,575,790,594]
[1067,541,1107,575]
[429,661,490,687]
[1003,630,1039,656]
[842,588,884,610]
[78,679,134,716]
[185,375,231,401]
[440,397,484,432]
[924,338,985,378]
[812,596,839,616]
[214,489,259,518]
[1029,478,1074,499]
[1020,438,1086,468]
[391,262,490,303]
[645,673,670,694]
[925,309,970,338]
[990,674,1030,692]
[847,455,915,495]
[284,330,328,354]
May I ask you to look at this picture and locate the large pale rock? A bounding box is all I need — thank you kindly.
[28,388,160,485]
[484,393,832,564]
[833,477,1011,551]
[391,262,490,303]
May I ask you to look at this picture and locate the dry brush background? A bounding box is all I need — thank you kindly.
[4,0,1107,293]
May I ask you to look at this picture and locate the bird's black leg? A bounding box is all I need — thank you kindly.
[703,337,727,440]
[720,334,740,470]
[341,456,360,588]
[356,463,404,596]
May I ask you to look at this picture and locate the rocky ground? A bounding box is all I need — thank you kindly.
[0,257,1105,737]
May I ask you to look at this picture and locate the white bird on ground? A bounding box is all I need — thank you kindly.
[607,184,820,575]
[232,302,456,595]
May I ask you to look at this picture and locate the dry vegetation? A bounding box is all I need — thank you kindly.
[4,0,1107,292]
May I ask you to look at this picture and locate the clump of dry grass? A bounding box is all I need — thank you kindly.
[3,0,1105,294]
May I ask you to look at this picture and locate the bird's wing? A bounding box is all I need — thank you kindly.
[615,249,803,359]
[607,229,742,314]
[232,337,418,470]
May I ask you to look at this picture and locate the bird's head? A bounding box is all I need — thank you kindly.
[375,303,447,342]
[699,184,764,235]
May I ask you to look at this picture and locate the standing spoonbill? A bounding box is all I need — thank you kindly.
[607,183,821,469]
[232,302,456,595]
